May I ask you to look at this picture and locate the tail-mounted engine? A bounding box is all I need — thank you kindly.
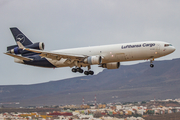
[102,62,120,69]
[8,42,45,55]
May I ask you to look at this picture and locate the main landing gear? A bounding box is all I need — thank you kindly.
[72,68,84,73]
[72,67,94,75]
[84,70,94,75]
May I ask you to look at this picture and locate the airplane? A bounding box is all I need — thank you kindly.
[5,27,176,75]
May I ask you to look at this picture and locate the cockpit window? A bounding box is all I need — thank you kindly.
[164,44,172,47]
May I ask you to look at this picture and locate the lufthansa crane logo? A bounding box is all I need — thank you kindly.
[16,34,25,43]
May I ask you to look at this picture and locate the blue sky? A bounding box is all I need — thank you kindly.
[0,0,180,85]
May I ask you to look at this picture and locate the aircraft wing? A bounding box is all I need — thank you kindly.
[17,41,86,61]
[27,48,86,60]
[4,53,33,61]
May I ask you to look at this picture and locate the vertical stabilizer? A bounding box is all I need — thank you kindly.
[10,27,33,46]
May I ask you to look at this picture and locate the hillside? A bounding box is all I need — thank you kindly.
[1,58,180,106]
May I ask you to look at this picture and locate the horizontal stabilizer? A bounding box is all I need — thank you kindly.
[4,53,33,61]
[7,45,18,51]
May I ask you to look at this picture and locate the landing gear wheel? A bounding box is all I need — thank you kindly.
[84,71,94,75]
[72,68,77,72]
[89,71,94,75]
[150,64,154,68]
[79,69,84,73]
[76,68,83,73]
[77,68,80,72]
[84,71,89,75]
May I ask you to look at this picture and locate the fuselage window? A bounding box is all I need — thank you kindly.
[164,44,172,47]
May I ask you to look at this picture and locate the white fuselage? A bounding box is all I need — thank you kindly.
[48,41,175,67]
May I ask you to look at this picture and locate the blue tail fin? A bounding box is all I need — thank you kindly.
[10,27,33,46]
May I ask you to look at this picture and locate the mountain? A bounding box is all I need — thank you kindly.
[1,58,180,107]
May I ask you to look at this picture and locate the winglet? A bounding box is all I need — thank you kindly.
[17,41,25,50]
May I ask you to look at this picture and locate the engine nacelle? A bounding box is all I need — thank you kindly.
[26,42,45,50]
[102,62,120,69]
[84,56,101,65]
[9,42,45,54]
[10,47,21,54]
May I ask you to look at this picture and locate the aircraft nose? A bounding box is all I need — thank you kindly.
[170,46,176,53]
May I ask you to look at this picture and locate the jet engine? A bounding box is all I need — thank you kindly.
[9,42,44,54]
[102,62,120,69]
[84,56,101,65]
[26,42,45,50]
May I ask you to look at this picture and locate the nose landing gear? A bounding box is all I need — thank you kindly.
[150,58,154,68]
[150,64,154,68]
